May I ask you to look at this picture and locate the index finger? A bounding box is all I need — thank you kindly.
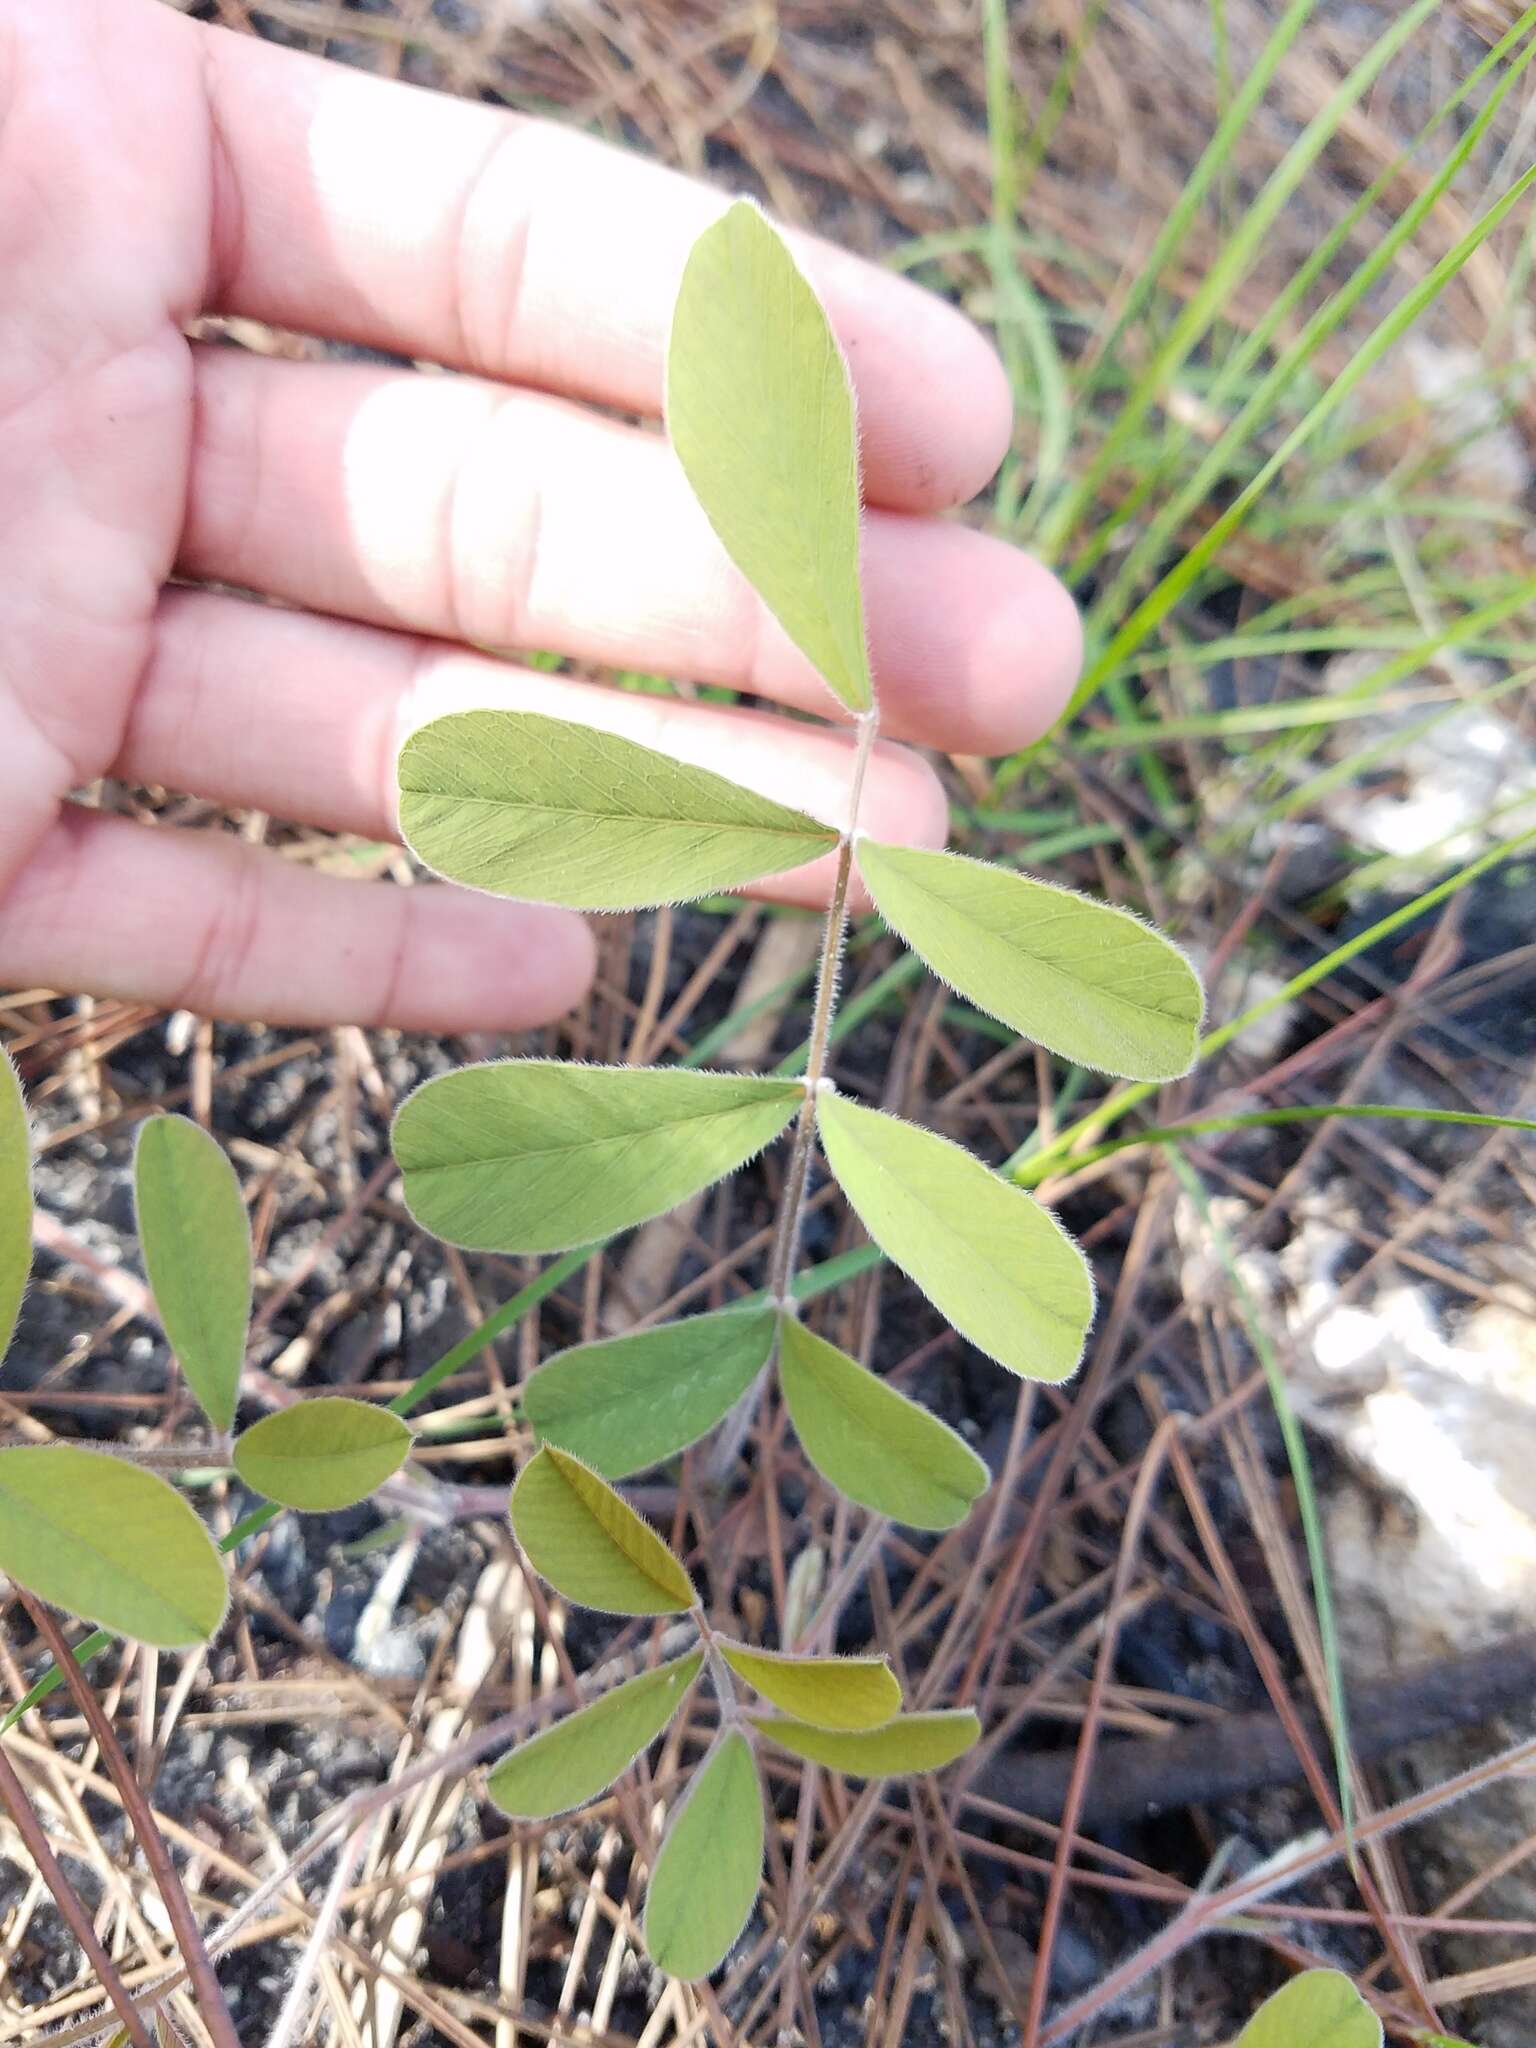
[194,18,1012,514]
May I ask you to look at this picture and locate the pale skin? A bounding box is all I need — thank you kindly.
[0,0,1082,1034]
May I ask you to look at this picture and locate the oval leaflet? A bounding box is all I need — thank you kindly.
[511,1446,696,1615]
[719,1641,900,1730]
[135,1114,252,1433]
[394,1061,803,1254]
[750,1707,980,1777]
[488,1653,705,1820]
[778,1313,988,1530]
[232,1398,413,1513]
[399,709,837,912]
[666,199,873,716]
[1235,1969,1382,2048]
[644,1729,764,1980]
[524,1306,776,1478]
[856,839,1203,1081]
[815,1093,1093,1383]
[0,1446,228,1648]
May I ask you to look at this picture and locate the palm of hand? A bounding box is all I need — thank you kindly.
[0,0,1079,1032]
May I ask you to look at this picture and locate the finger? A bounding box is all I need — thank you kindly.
[181,349,1080,757]
[194,18,1010,513]
[121,591,949,914]
[1,808,596,1032]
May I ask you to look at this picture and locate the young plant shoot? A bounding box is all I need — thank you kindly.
[389,198,1201,1978]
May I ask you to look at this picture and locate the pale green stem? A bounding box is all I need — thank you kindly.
[768,709,880,1306]
[703,710,879,1482]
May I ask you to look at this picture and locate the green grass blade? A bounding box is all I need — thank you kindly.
[1089,11,1536,603]
[1067,159,1536,717]
[1086,22,1536,648]
[1051,1104,1536,1178]
[1038,0,1429,556]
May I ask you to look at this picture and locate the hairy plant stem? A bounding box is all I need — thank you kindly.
[0,1438,232,1473]
[18,1595,241,2048]
[767,710,879,1306]
[693,1610,741,1732]
[0,1739,155,2047]
[704,711,879,1486]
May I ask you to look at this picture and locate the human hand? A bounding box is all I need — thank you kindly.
[0,0,1080,1033]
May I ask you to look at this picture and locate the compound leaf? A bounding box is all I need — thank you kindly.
[0,1050,30,1365]
[134,1115,251,1432]
[399,711,837,911]
[0,1446,228,1648]
[488,1651,705,1820]
[394,1062,802,1254]
[778,1313,988,1530]
[524,1306,776,1478]
[1235,1970,1382,2048]
[719,1641,899,1730]
[644,1729,764,1980]
[751,1707,979,1776]
[667,199,872,715]
[856,840,1203,1082]
[816,1095,1093,1382]
[511,1446,696,1615]
[232,1398,412,1513]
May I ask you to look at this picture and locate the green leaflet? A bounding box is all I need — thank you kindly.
[231,1398,412,1513]
[719,1641,900,1730]
[751,1707,980,1776]
[398,711,837,912]
[777,1314,988,1530]
[134,1115,252,1433]
[644,1729,764,1981]
[815,1094,1093,1382]
[666,199,873,715]
[1236,1970,1382,2048]
[393,1062,803,1254]
[856,840,1203,1082]
[523,1306,776,1478]
[488,1651,704,1820]
[0,1447,228,1648]
[0,1050,30,1365]
[511,1446,696,1615]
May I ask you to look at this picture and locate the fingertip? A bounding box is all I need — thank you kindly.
[977,552,1084,751]
[903,309,1014,508]
[863,740,950,852]
[398,891,596,1033]
[858,297,1013,512]
[806,247,1015,512]
[863,520,1082,755]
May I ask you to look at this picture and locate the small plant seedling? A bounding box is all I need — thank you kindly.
[0,201,1202,2002]
[386,198,1202,1976]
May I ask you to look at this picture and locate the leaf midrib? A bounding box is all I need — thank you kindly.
[553,1457,690,1605]
[409,1087,799,1176]
[405,790,834,846]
